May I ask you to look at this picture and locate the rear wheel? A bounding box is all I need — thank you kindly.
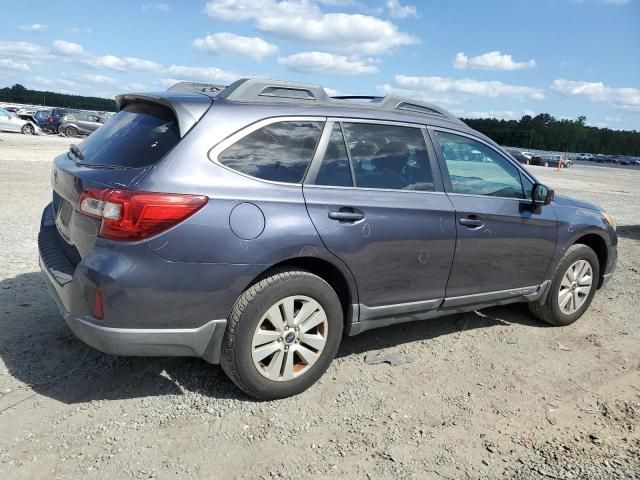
[65,126,78,137]
[529,244,599,326]
[21,124,34,135]
[544,161,549,167]
[221,268,343,400]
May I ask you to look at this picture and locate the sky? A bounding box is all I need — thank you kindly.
[0,0,638,130]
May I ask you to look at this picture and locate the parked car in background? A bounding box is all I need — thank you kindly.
[38,78,618,399]
[505,148,531,165]
[33,109,52,131]
[47,108,77,133]
[59,112,106,137]
[595,154,611,163]
[0,107,41,134]
[549,154,572,168]
[521,151,533,160]
[530,155,549,166]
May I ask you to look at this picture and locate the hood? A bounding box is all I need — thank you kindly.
[553,193,602,212]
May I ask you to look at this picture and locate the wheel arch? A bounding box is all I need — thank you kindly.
[246,256,358,332]
[573,233,607,288]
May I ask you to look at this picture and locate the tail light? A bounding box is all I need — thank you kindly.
[77,188,208,241]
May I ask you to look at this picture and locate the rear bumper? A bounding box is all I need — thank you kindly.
[40,255,227,363]
[38,203,233,364]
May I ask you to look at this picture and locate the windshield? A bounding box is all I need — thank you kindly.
[75,102,180,168]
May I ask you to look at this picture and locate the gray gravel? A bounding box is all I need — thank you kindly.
[1,132,639,479]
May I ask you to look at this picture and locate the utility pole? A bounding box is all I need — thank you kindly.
[528,130,534,149]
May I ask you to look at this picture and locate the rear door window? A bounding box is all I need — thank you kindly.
[218,121,324,183]
[342,122,434,191]
[76,102,180,168]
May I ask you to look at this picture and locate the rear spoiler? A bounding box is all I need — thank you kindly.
[114,92,212,137]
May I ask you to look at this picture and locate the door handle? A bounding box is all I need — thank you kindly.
[459,217,484,229]
[328,209,364,222]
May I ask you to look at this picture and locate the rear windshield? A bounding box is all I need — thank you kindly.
[76,102,179,168]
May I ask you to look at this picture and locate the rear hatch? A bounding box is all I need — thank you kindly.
[51,96,210,262]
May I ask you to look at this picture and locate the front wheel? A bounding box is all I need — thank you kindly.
[21,124,35,135]
[529,244,599,326]
[221,268,343,400]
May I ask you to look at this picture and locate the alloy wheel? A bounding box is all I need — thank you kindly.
[251,295,328,381]
[558,260,593,315]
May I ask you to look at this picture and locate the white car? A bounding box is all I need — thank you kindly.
[521,151,533,160]
[0,107,41,135]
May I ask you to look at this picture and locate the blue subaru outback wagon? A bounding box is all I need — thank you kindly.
[39,79,617,399]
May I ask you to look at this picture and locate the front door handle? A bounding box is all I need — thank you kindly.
[328,208,364,222]
[459,217,484,229]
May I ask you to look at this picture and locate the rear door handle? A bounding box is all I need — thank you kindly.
[328,209,364,222]
[459,217,484,229]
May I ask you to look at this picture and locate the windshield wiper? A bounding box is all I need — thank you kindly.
[69,144,84,161]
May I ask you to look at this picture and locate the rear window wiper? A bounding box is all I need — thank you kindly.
[69,144,84,161]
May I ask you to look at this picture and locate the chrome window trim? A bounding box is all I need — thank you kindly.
[207,115,327,187]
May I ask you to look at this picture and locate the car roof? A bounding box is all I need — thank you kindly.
[117,78,489,142]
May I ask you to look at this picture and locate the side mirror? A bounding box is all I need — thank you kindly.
[532,183,554,206]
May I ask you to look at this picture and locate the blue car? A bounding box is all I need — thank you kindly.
[39,79,618,399]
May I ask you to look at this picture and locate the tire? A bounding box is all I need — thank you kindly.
[21,124,34,135]
[220,268,344,400]
[544,161,549,167]
[526,159,530,165]
[65,126,78,137]
[529,244,600,326]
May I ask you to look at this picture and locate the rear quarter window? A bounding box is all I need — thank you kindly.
[76,102,180,168]
[218,121,324,183]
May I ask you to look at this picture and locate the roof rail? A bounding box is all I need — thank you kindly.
[218,78,331,103]
[167,81,226,94]
[167,78,463,124]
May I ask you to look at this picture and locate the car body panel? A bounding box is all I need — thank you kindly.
[37,87,619,364]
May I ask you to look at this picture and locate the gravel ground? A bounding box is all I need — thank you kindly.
[1,132,639,479]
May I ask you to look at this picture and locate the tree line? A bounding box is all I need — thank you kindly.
[0,84,116,112]
[2,84,638,155]
[463,114,640,156]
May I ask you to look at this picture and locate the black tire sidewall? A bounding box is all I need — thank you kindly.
[548,245,600,325]
[228,273,343,399]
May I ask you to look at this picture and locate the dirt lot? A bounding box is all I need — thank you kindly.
[1,132,639,480]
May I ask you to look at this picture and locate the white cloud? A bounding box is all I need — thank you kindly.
[552,79,640,112]
[0,41,48,58]
[386,0,417,18]
[165,65,243,84]
[51,40,84,56]
[85,55,163,72]
[453,51,536,71]
[193,32,277,60]
[389,75,545,101]
[203,0,419,55]
[143,2,171,12]
[19,23,48,32]
[278,51,378,75]
[0,59,31,72]
[377,83,463,106]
